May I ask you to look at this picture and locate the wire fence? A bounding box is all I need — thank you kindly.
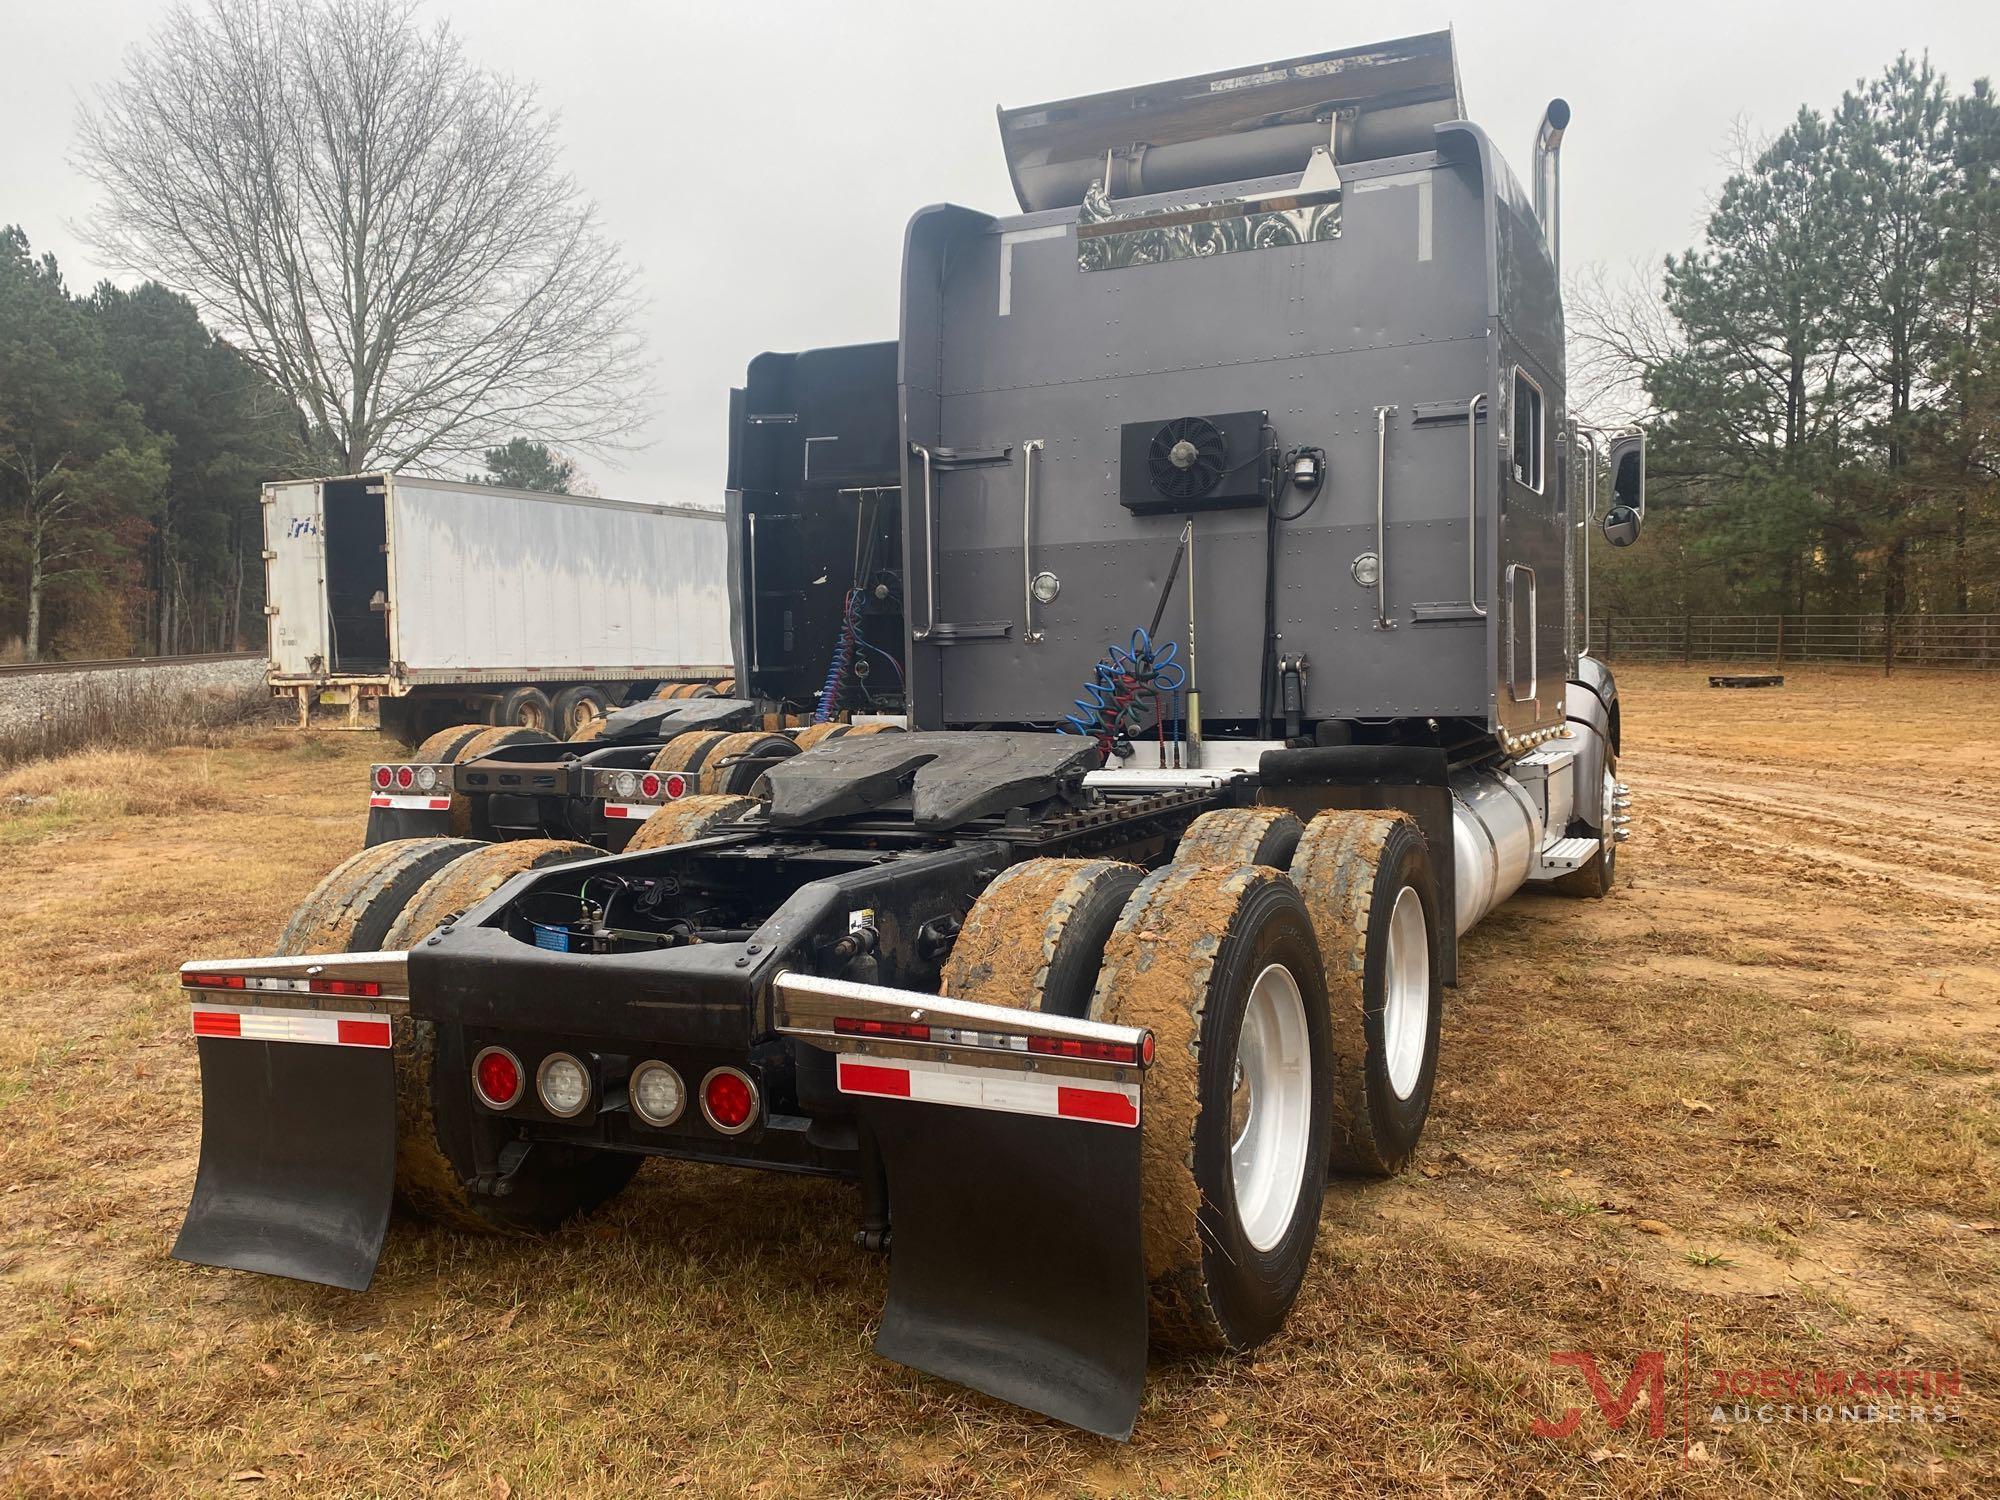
[1588,614,2000,670]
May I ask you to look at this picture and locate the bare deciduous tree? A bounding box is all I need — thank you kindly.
[75,0,651,474]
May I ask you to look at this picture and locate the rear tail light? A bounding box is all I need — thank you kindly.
[664,773,688,800]
[612,770,639,799]
[639,773,662,799]
[835,1016,931,1042]
[473,1047,524,1109]
[395,765,415,790]
[414,765,440,792]
[536,1053,590,1118]
[630,1061,685,1126]
[700,1067,759,1135]
[373,766,393,789]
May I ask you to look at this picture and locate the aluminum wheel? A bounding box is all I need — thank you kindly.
[1382,885,1430,1100]
[1229,961,1312,1252]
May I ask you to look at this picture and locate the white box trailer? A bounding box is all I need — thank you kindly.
[264,472,733,738]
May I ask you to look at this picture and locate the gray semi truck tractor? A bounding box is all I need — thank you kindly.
[171,31,1641,1439]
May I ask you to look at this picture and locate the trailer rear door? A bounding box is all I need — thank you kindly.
[263,480,328,678]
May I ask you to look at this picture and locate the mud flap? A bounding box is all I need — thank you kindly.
[171,1035,397,1290]
[365,805,451,847]
[861,1099,1147,1440]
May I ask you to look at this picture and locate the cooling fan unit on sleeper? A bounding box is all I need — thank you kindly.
[1118,409,1271,514]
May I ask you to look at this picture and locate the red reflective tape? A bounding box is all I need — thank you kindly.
[428,798,450,810]
[604,805,633,819]
[369,796,391,807]
[335,1017,393,1048]
[191,1010,242,1038]
[1056,1085,1137,1126]
[839,1062,912,1098]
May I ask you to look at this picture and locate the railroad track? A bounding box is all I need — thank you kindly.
[0,651,261,679]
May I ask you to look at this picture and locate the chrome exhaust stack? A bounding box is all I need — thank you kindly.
[1532,98,1571,275]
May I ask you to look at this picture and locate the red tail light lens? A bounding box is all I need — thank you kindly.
[395,765,415,790]
[374,766,393,788]
[473,1047,523,1109]
[664,773,688,800]
[639,773,662,799]
[835,1016,931,1042]
[701,1068,758,1134]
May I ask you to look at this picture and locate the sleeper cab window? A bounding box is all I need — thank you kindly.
[1511,368,1544,493]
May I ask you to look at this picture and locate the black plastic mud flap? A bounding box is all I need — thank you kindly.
[365,804,451,847]
[171,1035,397,1290]
[861,1099,1147,1439]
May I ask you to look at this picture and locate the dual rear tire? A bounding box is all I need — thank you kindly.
[943,806,1442,1356]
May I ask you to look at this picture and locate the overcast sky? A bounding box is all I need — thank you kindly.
[6,0,1995,501]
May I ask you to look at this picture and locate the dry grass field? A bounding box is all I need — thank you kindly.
[1,666,1995,1497]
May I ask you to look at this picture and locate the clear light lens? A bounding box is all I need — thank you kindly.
[631,1062,684,1126]
[1031,570,1061,604]
[613,770,640,799]
[538,1054,589,1116]
[414,765,439,792]
[1351,552,1381,588]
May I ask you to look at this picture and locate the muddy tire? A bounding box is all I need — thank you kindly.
[447,726,558,835]
[411,723,489,766]
[941,858,1143,1018]
[274,837,486,956]
[712,678,735,695]
[1288,811,1442,1177]
[1551,846,1614,898]
[490,686,553,731]
[622,794,759,852]
[551,684,612,740]
[567,717,608,744]
[793,721,851,752]
[1090,863,1333,1353]
[696,731,799,795]
[377,840,637,1232]
[842,720,901,736]
[1174,807,1305,869]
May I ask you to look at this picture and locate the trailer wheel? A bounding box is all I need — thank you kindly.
[1090,863,1332,1353]
[551,684,612,739]
[567,717,608,744]
[373,840,640,1232]
[1173,807,1305,868]
[448,725,558,834]
[712,678,735,695]
[275,837,487,956]
[490,686,553,730]
[411,723,489,766]
[1288,811,1441,1177]
[621,794,759,852]
[942,858,1143,1018]
[841,720,902,736]
[696,731,799,795]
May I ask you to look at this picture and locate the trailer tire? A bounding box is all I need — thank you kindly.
[1090,863,1333,1353]
[696,731,799,795]
[551,684,612,740]
[1288,811,1441,1177]
[621,794,759,852]
[1174,807,1305,869]
[274,837,487,957]
[490,686,553,730]
[376,839,639,1232]
[567,717,608,744]
[942,858,1143,1018]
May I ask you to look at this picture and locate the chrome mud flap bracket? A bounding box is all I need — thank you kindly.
[171,953,408,1291]
[776,972,1152,1439]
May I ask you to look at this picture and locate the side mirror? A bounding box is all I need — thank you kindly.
[1607,432,1645,519]
[1602,504,1641,547]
